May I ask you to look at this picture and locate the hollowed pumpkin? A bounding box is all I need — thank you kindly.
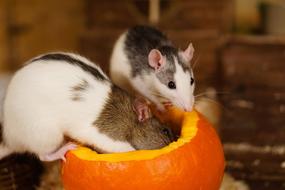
[62,108,225,190]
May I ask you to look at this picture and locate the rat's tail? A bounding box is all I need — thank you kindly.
[0,144,12,159]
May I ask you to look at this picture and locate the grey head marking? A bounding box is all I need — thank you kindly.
[155,46,177,87]
[156,46,193,89]
[124,25,172,77]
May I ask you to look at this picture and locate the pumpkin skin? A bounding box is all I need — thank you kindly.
[62,109,225,190]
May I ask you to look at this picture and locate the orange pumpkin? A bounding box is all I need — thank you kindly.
[62,108,225,190]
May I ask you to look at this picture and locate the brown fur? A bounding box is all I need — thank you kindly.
[93,85,135,141]
[93,85,174,151]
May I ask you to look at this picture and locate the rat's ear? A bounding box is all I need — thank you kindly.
[180,43,194,63]
[132,98,151,122]
[148,49,165,71]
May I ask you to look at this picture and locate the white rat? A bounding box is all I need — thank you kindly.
[0,52,174,161]
[110,25,195,116]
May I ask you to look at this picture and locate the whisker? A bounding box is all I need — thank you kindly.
[151,92,185,109]
[151,92,164,98]
[194,92,209,98]
[192,54,200,71]
[195,97,227,111]
[179,100,185,110]
[195,91,232,98]
[214,91,232,95]
[151,92,169,100]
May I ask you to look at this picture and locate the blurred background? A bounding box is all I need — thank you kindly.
[0,0,284,189]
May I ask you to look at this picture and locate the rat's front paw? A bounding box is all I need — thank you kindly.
[39,142,78,162]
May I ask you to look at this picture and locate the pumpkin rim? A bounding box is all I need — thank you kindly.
[68,110,199,162]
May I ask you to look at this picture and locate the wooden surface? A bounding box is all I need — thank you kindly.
[221,35,285,190]
[221,35,285,144]
[86,0,147,29]
[0,0,85,71]
[225,143,285,190]
[0,0,9,72]
[157,0,233,32]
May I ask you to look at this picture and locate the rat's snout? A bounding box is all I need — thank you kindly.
[184,103,194,112]
[183,106,193,112]
[183,96,195,112]
[184,107,191,112]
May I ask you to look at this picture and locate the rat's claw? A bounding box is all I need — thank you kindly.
[162,101,172,107]
[61,155,66,162]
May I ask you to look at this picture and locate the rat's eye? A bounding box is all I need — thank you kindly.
[190,77,194,85]
[162,128,171,137]
[168,81,176,89]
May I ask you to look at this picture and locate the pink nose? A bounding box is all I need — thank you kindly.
[183,106,193,112]
[184,106,193,112]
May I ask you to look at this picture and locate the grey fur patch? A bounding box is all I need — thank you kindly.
[71,79,89,92]
[31,53,107,81]
[177,53,192,73]
[70,79,89,101]
[124,25,173,77]
[71,95,82,101]
[156,68,175,87]
[123,25,192,87]
[156,47,177,86]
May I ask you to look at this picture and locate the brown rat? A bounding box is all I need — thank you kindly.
[94,85,175,152]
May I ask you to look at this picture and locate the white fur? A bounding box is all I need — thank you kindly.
[110,33,135,94]
[110,34,195,111]
[1,53,134,159]
[173,57,195,111]
[131,74,162,108]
